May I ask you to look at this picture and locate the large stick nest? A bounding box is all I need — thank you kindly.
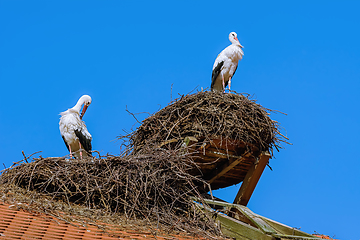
[0,147,222,239]
[128,91,287,155]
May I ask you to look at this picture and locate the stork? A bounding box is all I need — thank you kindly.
[211,32,244,92]
[59,95,92,159]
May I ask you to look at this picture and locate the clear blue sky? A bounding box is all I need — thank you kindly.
[1,1,359,239]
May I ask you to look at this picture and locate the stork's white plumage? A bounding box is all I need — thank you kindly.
[59,95,92,159]
[211,32,244,92]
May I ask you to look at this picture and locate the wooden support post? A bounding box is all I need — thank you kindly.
[233,151,271,206]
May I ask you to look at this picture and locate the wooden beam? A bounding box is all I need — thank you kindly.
[208,152,252,184]
[233,151,271,206]
[208,157,243,184]
[193,200,274,240]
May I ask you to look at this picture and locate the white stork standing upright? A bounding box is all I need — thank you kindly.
[211,32,244,92]
[59,95,92,159]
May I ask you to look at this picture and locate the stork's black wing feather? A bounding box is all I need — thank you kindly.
[61,135,70,151]
[74,129,92,155]
[211,61,224,90]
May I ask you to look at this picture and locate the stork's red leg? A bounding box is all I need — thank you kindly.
[222,75,225,93]
[79,142,83,160]
[228,77,232,91]
[69,145,73,159]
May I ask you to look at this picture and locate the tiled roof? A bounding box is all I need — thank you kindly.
[0,202,198,240]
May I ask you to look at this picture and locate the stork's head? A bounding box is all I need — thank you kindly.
[229,32,243,48]
[79,95,92,119]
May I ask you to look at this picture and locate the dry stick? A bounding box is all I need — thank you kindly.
[27,159,42,191]
[94,178,108,210]
[170,83,173,102]
[13,151,42,166]
[91,150,101,158]
[21,151,29,163]
[124,173,129,218]
[125,105,141,124]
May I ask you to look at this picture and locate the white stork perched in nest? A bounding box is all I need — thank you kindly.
[211,32,244,92]
[59,95,92,159]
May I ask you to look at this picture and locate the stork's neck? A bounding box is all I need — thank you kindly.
[232,41,241,47]
[72,98,84,113]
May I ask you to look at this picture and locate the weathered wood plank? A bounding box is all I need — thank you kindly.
[233,151,271,206]
[208,158,244,184]
[193,198,321,240]
[193,200,274,240]
[208,153,253,184]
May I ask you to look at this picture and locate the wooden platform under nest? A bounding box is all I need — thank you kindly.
[161,135,271,206]
[192,137,271,206]
[188,137,260,190]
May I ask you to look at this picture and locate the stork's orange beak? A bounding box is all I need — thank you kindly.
[80,104,88,119]
[235,36,243,48]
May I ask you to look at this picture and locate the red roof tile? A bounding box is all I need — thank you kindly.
[0,202,199,239]
[313,234,337,240]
